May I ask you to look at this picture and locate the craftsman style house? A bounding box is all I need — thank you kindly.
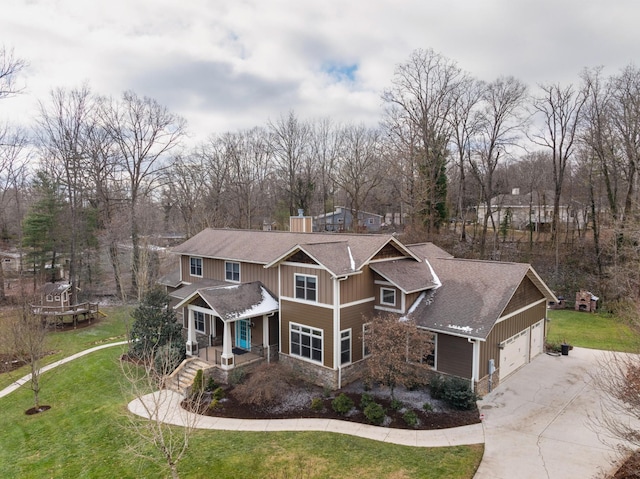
[164,228,556,394]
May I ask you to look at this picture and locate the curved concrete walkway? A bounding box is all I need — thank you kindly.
[128,390,485,448]
[0,340,128,399]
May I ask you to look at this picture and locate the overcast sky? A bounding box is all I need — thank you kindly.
[1,0,639,144]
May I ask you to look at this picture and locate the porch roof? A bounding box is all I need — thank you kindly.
[174,281,279,322]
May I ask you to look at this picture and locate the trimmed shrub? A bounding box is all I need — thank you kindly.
[233,363,291,405]
[403,410,418,427]
[208,398,221,411]
[212,386,225,401]
[359,393,375,410]
[205,377,218,392]
[422,402,433,412]
[310,397,323,411]
[363,402,385,425]
[430,375,477,410]
[390,398,403,411]
[191,369,204,397]
[332,393,354,415]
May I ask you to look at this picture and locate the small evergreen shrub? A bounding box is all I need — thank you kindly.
[390,398,403,411]
[422,402,433,412]
[191,369,204,397]
[359,393,374,410]
[403,410,418,427]
[363,402,385,425]
[332,393,354,415]
[205,377,218,392]
[429,374,446,400]
[212,386,225,401]
[430,375,477,410]
[310,397,323,411]
[208,398,220,411]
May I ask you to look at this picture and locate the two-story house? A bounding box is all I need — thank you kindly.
[165,228,556,394]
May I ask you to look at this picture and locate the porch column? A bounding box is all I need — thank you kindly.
[220,320,234,370]
[186,307,198,356]
[262,314,269,363]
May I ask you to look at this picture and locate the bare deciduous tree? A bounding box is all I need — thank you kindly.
[100,91,186,298]
[365,313,433,399]
[10,299,49,411]
[122,340,202,479]
[0,46,26,99]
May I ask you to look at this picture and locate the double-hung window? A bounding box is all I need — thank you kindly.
[290,323,322,363]
[225,261,240,282]
[363,322,372,357]
[380,287,396,307]
[194,311,206,333]
[340,329,351,365]
[295,274,317,302]
[190,257,203,277]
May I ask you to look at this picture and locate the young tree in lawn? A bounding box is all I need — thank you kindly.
[365,313,433,399]
[9,298,49,412]
[122,337,201,479]
[128,287,184,365]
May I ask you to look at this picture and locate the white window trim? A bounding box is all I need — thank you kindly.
[380,287,396,307]
[190,256,203,277]
[294,273,318,303]
[340,328,352,365]
[289,322,323,365]
[225,261,241,282]
[362,322,372,358]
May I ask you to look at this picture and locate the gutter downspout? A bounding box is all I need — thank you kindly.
[468,337,479,393]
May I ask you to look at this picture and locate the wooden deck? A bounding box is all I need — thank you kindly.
[32,302,101,328]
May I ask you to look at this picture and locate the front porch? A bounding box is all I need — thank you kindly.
[175,281,280,372]
[196,344,267,368]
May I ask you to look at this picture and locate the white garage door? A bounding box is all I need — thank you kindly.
[500,328,530,380]
[530,319,544,360]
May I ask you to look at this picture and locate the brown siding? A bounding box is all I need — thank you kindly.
[340,302,375,363]
[405,292,421,311]
[179,255,278,293]
[341,266,375,304]
[371,243,406,260]
[280,265,333,304]
[251,317,264,346]
[479,301,547,378]
[280,299,334,368]
[437,334,473,378]
[502,276,545,316]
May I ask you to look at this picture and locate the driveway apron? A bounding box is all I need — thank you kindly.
[475,347,622,479]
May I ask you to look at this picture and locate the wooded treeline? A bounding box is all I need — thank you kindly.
[2,47,640,316]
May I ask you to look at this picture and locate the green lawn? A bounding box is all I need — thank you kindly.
[0,345,483,479]
[0,304,132,390]
[547,309,640,352]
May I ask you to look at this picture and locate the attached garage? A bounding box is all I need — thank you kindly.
[529,319,544,360]
[499,328,530,380]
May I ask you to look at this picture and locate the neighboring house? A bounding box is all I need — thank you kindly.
[167,227,556,394]
[32,282,99,326]
[476,189,586,232]
[0,250,22,273]
[314,207,383,232]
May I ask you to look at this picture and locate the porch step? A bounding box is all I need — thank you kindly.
[164,358,210,396]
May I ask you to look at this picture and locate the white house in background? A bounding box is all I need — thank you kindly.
[476,188,586,232]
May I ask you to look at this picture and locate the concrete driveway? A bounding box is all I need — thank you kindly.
[475,347,624,479]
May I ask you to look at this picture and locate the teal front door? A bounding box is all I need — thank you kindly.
[235,320,250,350]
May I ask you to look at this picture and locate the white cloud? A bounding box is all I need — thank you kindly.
[1,0,639,143]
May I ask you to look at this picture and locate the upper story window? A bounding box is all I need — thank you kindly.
[380,287,396,307]
[225,261,240,282]
[190,257,203,277]
[295,274,317,302]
